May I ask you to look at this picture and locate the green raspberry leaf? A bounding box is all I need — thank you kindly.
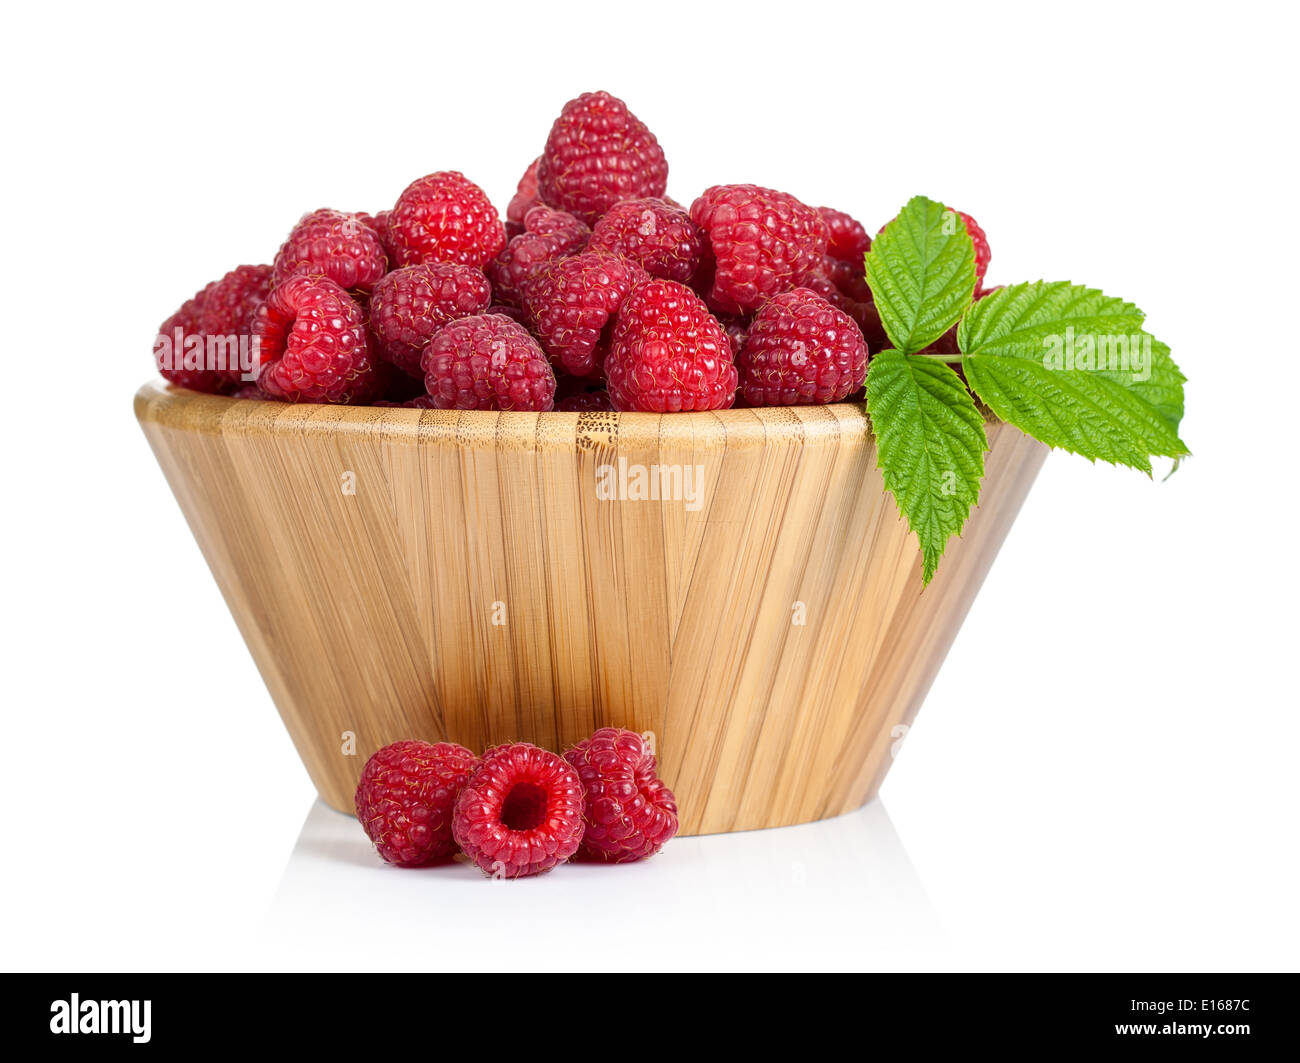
[866,349,987,585]
[958,281,1188,472]
[864,196,977,354]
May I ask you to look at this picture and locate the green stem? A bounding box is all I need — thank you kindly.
[910,351,963,364]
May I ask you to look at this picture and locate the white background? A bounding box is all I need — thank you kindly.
[1,1,1296,972]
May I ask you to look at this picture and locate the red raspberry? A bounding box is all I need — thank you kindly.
[451,742,585,878]
[523,252,648,378]
[818,206,872,264]
[562,728,678,863]
[957,210,991,289]
[154,281,230,393]
[605,279,738,412]
[507,157,543,227]
[819,254,872,304]
[689,184,827,314]
[737,288,869,407]
[231,383,269,400]
[720,316,750,357]
[252,275,379,403]
[487,205,590,309]
[368,263,493,377]
[537,91,669,225]
[555,389,614,412]
[271,209,388,294]
[387,172,505,269]
[198,264,274,383]
[355,740,480,867]
[588,197,702,284]
[422,312,556,411]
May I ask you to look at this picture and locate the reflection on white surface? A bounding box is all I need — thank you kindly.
[265,798,947,971]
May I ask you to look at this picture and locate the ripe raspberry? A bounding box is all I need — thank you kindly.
[537,91,669,224]
[563,728,678,862]
[507,157,543,227]
[487,205,590,308]
[689,184,827,314]
[738,288,869,407]
[588,197,702,283]
[818,206,872,264]
[957,210,991,289]
[422,313,556,411]
[252,275,379,403]
[719,316,749,357]
[388,172,506,269]
[368,263,493,377]
[606,279,738,412]
[523,252,648,378]
[198,264,274,382]
[154,281,229,393]
[271,209,388,294]
[355,740,480,867]
[452,742,585,878]
[231,383,268,400]
[555,389,614,412]
[819,254,872,304]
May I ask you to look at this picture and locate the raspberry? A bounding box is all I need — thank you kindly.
[818,206,872,264]
[231,383,268,399]
[605,279,738,412]
[555,389,614,412]
[587,197,702,284]
[737,288,869,406]
[523,252,648,378]
[271,209,388,294]
[537,91,669,224]
[562,728,678,863]
[252,274,379,403]
[154,282,229,393]
[957,210,991,289]
[487,205,590,309]
[355,740,480,867]
[198,264,274,382]
[368,263,493,377]
[719,316,749,357]
[422,312,556,411]
[452,742,585,878]
[506,157,543,227]
[387,172,506,269]
[689,184,827,314]
[819,254,872,303]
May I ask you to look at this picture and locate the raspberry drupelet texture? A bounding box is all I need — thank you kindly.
[587,197,703,284]
[387,172,506,269]
[957,210,991,289]
[197,264,274,382]
[451,742,586,878]
[271,209,388,294]
[487,205,591,309]
[689,184,828,314]
[506,157,543,230]
[523,251,648,378]
[562,728,678,862]
[422,312,556,411]
[537,91,669,225]
[605,278,738,412]
[368,263,493,377]
[354,740,481,867]
[737,288,869,407]
[818,206,872,264]
[252,274,379,403]
[155,282,230,393]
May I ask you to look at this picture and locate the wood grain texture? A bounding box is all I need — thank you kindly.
[135,382,1046,835]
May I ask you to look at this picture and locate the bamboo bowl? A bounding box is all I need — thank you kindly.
[135,382,1045,836]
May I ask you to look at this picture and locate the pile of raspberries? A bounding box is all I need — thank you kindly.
[355,729,677,877]
[155,90,990,413]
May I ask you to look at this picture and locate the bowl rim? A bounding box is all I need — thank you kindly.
[135,380,873,447]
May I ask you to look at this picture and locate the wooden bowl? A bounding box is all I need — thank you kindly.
[135,382,1045,835]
